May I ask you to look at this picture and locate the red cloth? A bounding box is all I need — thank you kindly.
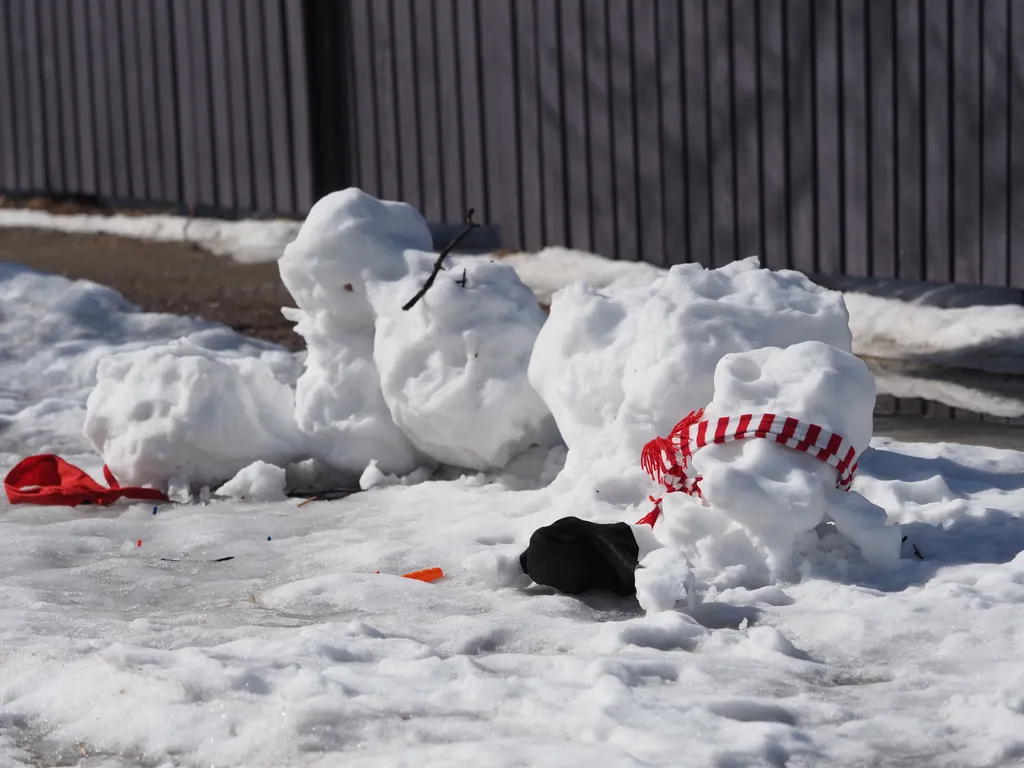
[637,409,860,527]
[4,454,167,506]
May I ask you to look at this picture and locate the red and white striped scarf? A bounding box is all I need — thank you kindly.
[637,408,860,526]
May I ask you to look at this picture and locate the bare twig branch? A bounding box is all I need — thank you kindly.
[402,209,479,311]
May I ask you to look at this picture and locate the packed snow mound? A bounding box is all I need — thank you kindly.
[84,340,303,491]
[279,190,425,479]
[529,257,853,501]
[279,188,554,474]
[215,461,288,501]
[372,258,555,470]
[0,263,300,459]
[690,341,900,574]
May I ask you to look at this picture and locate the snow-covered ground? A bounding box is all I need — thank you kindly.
[4,197,1024,767]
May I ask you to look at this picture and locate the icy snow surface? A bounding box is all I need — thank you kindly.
[5,231,1024,764]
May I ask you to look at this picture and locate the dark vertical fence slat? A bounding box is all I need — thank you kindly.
[981,0,1010,287]
[103,0,130,198]
[814,0,841,275]
[479,0,521,248]
[874,394,897,416]
[24,0,46,190]
[658,0,687,265]
[455,0,486,220]
[562,0,593,254]
[120,0,146,199]
[514,0,543,251]
[839,0,868,276]
[894,0,923,281]
[758,0,787,270]
[410,0,444,223]
[171,0,197,207]
[369,0,400,202]
[867,0,895,278]
[224,0,253,209]
[207,0,235,209]
[152,0,178,203]
[187,0,215,207]
[135,0,163,200]
[87,0,113,196]
[53,0,79,192]
[923,0,951,283]
[243,0,274,210]
[633,1,665,265]
[610,1,639,260]
[39,0,64,190]
[583,0,615,259]
[785,0,816,274]
[732,0,762,263]
[951,0,982,284]
[284,0,312,212]
[392,0,422,213]
[0,0,1020,290]
[536,0,566,246]
[1011,1,1024,288]
[706,0,736,266]
[681,0,711,267]
[262,0,294,213]
[0,3,16,190]
[8,1,30,189]
[433,0,463,221]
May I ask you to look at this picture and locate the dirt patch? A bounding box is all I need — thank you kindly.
[0,227,302,350]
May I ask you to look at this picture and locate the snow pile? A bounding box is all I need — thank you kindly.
[523,259,900,591]
[83,340,303,491]
[529,257,852,503]
[277,191,427,479]
[681,342,900,581]
[215,460,288,501]
[0,262,299,462]
[280,188,553,478]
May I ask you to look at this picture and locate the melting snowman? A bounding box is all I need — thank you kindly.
[509,340,902,611]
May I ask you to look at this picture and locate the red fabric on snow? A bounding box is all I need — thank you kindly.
[3,454,167,506]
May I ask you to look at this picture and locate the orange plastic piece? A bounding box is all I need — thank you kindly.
[400,567,444,583]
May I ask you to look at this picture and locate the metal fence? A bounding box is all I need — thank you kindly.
[0,0,313,216]
[2,0,1024,288]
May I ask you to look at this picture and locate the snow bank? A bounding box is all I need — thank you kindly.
[0,262,300,464]
[279,188,553,477]
[0,207,300,263]
[529,257,852,499]
[846,292,1024,374]
[83,340,303,491]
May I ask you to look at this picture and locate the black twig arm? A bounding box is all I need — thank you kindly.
[402,209,480,311]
